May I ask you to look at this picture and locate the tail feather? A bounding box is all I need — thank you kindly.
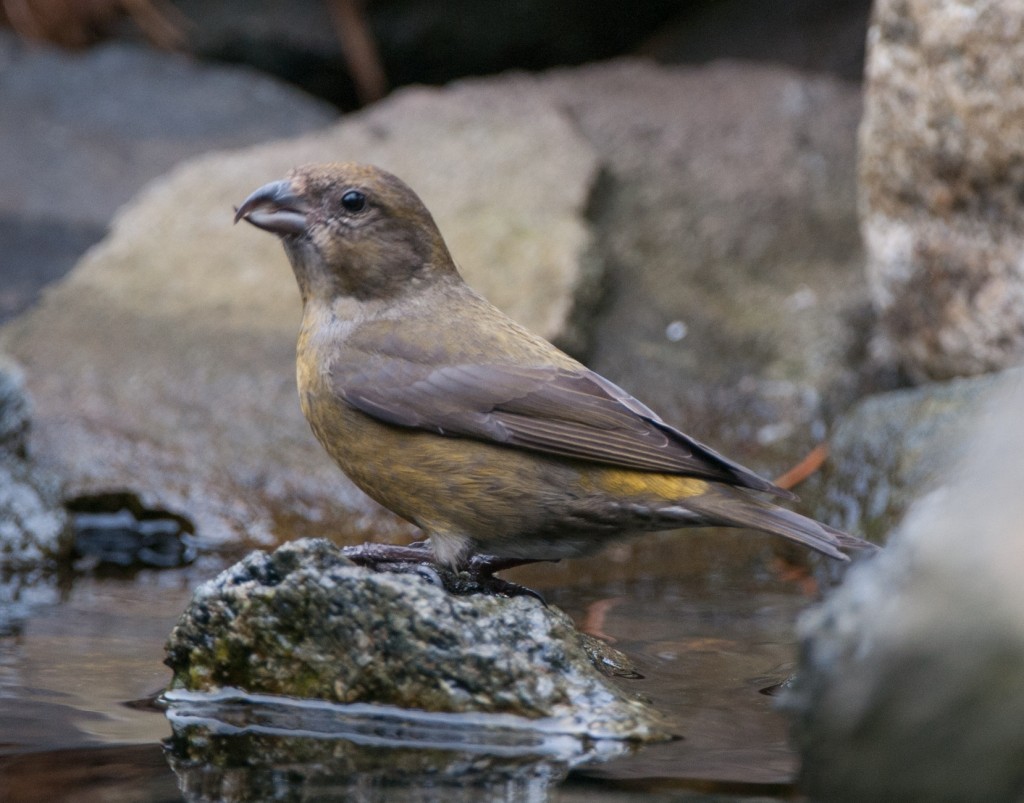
[679,486,875,561]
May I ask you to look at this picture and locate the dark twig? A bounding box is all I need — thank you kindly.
[328,0,388,104]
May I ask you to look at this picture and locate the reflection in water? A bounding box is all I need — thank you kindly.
[162,690,637,802]
[0,744,180,803]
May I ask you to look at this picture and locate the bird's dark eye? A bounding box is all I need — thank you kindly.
[341,190,367,213]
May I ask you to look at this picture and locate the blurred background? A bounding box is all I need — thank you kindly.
[0,0,873,326]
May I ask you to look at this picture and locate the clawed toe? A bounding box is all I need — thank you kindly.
[461,554,548,603]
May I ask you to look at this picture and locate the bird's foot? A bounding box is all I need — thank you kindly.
[459,554,550,603]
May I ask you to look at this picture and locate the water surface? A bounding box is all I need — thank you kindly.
[0,532,821,801]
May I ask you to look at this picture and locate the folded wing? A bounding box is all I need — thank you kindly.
[335,357,793,498]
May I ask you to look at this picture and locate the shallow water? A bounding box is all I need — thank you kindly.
[0,532,823,801]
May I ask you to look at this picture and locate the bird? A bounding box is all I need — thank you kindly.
[234,162,871,588]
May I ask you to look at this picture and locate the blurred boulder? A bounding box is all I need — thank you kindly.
[0,355,71,568]
[545,60,868,477]
[0,29,336,322]
[802,369,1014,541]
[787,370,1024,801]
[642,0,872,81]
[860,0,1024,380]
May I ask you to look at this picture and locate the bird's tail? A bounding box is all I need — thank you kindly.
[679,485,874,561]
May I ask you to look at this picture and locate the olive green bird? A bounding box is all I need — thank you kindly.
[235,163,870,580]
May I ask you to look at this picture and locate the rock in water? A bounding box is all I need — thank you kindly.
[787,371,1024,801]
[165,538,670,742]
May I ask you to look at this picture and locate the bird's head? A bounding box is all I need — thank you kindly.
[235,163,457,304]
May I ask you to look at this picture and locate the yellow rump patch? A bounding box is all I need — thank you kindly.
[587,469,709,500]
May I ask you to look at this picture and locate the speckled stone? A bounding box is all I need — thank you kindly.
[860,0,1024,380]
[165,538,669,742]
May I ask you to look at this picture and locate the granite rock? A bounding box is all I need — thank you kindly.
[860,0,1024,380]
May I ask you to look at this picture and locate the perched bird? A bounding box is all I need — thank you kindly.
[235,163,870,581]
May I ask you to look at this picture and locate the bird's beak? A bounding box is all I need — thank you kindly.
[234,179,311,236]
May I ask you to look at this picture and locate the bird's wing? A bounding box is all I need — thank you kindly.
[334,357,792,497]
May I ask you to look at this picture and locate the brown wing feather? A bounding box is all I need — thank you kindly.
[336,359,792,497]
